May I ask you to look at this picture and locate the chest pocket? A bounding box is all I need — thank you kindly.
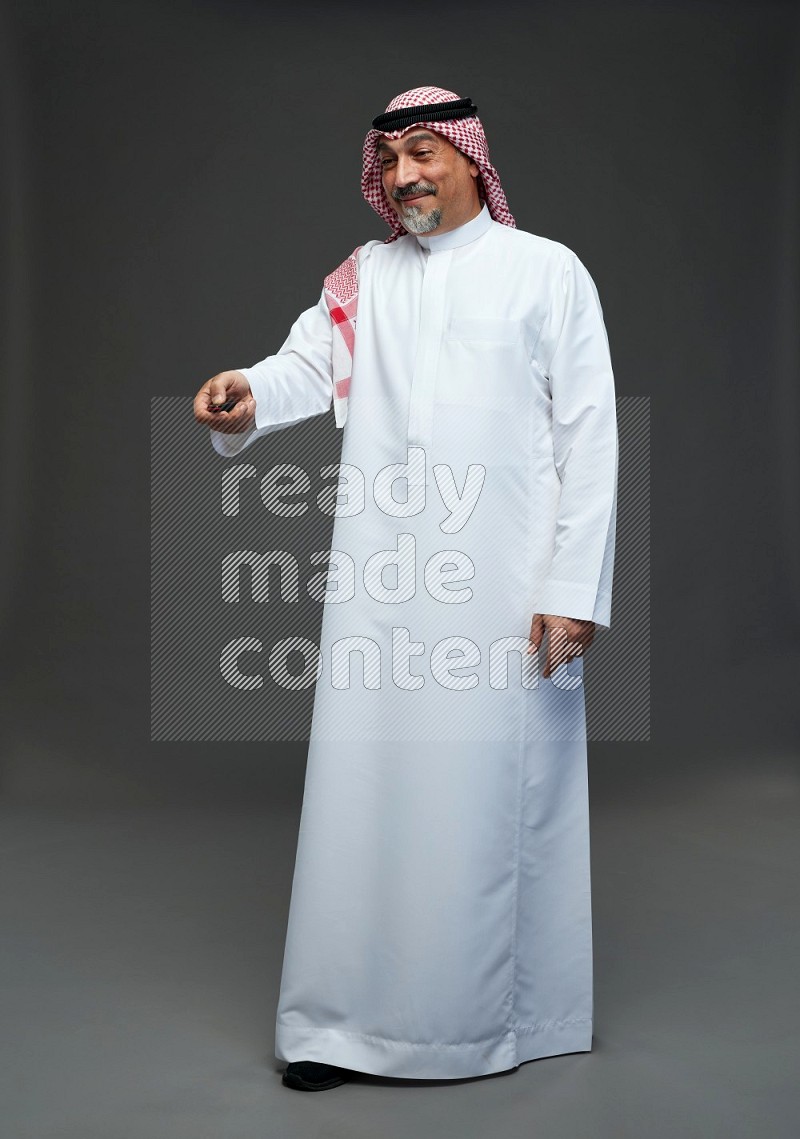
[446,317,520,344]
[438,316,523,409]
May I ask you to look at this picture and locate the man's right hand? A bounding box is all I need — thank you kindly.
[194,370,257,434]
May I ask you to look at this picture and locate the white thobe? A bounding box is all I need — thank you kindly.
[211,203,618,1078]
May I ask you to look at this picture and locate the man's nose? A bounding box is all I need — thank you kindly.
[394,153,420,187]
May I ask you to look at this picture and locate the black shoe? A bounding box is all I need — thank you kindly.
[282,1060,353,1091]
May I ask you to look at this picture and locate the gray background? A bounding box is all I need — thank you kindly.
[1,1,798,1136]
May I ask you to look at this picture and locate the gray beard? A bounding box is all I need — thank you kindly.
[399,203,443,234]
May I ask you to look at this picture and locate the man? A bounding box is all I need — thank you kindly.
[194,86,618,1092]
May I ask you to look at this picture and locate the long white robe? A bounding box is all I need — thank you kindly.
[211,204,618,1078]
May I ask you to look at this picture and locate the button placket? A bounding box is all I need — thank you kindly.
[407,248,452,479]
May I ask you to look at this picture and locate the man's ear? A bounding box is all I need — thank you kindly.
[469,160,480,179]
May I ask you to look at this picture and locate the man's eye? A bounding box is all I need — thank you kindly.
[415,150,431,158]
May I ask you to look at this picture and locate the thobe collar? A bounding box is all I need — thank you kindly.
[414,202,492,252]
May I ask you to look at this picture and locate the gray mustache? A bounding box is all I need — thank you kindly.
[393,184,436,201]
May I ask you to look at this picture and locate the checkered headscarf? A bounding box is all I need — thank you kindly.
[324,86,515,428]
[361,84,516,239]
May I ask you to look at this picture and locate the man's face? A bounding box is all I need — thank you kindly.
[377,130,481,236]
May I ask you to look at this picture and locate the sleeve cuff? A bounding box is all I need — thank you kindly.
[534,579,612,629]
[209,422,260,457]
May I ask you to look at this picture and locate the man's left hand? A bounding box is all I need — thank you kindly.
[527,613,596,678]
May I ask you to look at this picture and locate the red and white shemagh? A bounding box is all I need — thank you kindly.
[324,85,515,428]
[323,248,361,427]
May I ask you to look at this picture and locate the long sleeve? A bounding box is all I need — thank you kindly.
[532,250,618,629]
[209,289,333,458]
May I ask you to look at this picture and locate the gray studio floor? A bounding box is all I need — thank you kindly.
[1,745,798,1139]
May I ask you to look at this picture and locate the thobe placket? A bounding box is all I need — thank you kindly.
[407,246,451,479]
